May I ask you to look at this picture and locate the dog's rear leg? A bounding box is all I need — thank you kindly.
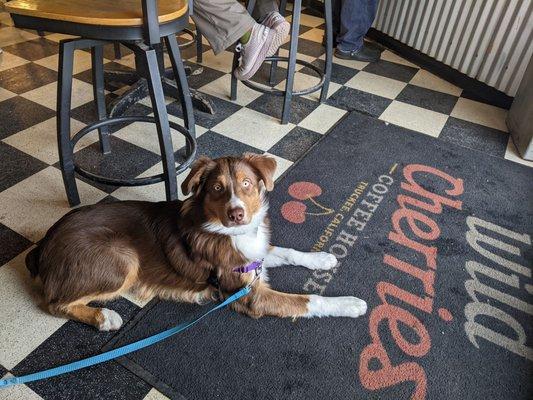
[49,302,123,331]
[233,284,366,319]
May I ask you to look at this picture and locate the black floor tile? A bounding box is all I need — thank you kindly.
[0,223,32,266]
[300,58,359,84]
[439,117,509,158]
[268,126,322,162]
[176,130,260,161]
[0,96,55,139]
[167,93,241,129]
[70,96,152,134]
[12,298,150,400]
[396,84,459,114]
[0,142,48,192]
[0,364,7,377]
[3,38,59,61]
[250,61,288,87]
[282,37,325,58]
[183,61,226,89]
[75,62,137,92]
[362,59,418,82]
[327,86,391,117]
[247,93,319,125]
[69,136,161,193]
[0,63,57,94]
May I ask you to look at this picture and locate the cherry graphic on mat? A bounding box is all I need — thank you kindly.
[288,182,322,200]
[288,181,333,214]
[281,182,334,224]
[281,201,307,224]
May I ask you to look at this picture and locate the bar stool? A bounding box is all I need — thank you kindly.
[6,0,197,207]
[230,0,333,124]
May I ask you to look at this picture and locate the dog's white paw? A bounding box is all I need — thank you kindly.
[305,252,338,270]
[98,308,123,331]
[306,295,367,318]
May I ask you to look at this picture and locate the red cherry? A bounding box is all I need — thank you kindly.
[281,201,307,224]
[288,181,322,200]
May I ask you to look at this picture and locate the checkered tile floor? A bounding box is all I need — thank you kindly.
[1,5,532,400]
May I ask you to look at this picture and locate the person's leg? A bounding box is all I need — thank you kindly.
[252,0,279,21]
[192,0,255,55]
[336,0,380,61]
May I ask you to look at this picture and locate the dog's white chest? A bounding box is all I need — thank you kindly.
[231,223,269,261]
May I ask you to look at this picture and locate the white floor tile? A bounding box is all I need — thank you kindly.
[114,117,206,156]
[20,78,95,110]
[275,72,341,102]
[34,50,102,74]
[193,50,234,74]
[0,50,29,72]
[212,108,295,151]
[3,118,92,165]
[380,50,419,69]
[0,27,37,47]
[299,28,325,43]
[504,137,533,168]
[451,97,508,132]
[298,103,346,134]
[287,13,324,28]
[0,374,44,399]
[410,69,462,96]
[345,70,407,99]
[143,388,170,400]
[379,101,448,137]
[265,152,293,181]
[0,87,16,102]
[198,74,262,106]
[0,251,66,370]
[0,167,107,242]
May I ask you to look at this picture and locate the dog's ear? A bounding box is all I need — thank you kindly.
[244,153,277,191]
[181,156,215,196]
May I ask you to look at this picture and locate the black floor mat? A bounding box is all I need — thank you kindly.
[107,112,533,400]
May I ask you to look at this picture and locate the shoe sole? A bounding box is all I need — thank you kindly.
[334,51,379,63]
[266,20,290,57]
[234,29,276,81]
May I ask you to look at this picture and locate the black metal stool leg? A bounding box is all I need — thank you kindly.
[230,0,257,101]
[195,27,203,63]
[281,0,302,125]
[113,42,122,60]
[268,0,288,85]
[320,0,333,102]
[57,40,80,206]
[91,45,111,154]
[140,46,178,201]
[165,34,196,153]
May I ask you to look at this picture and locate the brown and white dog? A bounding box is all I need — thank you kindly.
[26,153,367,331]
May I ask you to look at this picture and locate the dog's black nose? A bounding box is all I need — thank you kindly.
[228,207,245,223]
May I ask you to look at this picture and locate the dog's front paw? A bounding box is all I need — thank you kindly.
[196,286,219,305]
[98,308,123,331]
[305,252,338,270]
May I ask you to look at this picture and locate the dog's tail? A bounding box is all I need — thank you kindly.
[25,245,41,278]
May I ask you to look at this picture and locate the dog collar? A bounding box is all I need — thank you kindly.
[233,260,263,274]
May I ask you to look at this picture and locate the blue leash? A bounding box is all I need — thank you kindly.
[0,286,251,389]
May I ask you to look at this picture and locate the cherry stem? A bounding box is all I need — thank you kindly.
[307,196,334,214]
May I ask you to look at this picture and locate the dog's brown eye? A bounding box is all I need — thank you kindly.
[213,183,222,191]
[242,179,251,188]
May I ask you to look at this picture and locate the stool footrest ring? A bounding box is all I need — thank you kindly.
[70,116,196,187]
[241,56,325,96]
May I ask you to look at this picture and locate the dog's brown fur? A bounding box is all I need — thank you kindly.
[27,154,310,330]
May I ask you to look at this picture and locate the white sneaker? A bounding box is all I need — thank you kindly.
[234,23,276,81]
[262,11,290,57]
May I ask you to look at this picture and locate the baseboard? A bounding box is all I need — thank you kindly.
[367,28,514,110]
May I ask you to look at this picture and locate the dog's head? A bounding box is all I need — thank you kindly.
[182,153,277,231]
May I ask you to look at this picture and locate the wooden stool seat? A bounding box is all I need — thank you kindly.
[5,0,187,26]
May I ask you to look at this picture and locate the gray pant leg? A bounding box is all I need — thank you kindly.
[192,0,255,54]
[252,0,279,21]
